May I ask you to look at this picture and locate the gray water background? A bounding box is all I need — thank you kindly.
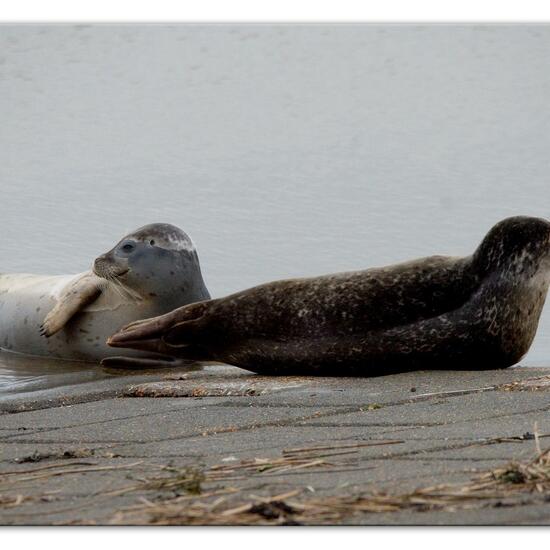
[1,24,549,393]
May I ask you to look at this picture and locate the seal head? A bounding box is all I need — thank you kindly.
[473,216,550,279]
[93,223,210,303]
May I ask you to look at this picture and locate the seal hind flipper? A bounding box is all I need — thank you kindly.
[40,273,103,337]
[110,300,212,344]
[107,301,214,361]
[100,355,184,369]
[163,319,208,347]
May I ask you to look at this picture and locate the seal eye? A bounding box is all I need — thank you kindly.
[121,243,135,253]
[150,240,155,246]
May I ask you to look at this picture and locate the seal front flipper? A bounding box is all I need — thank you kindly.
[40,273,103,337]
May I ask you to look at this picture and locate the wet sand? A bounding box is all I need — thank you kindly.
[0,353,117,396]
[1,364,549,525]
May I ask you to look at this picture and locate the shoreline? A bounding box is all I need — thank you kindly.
[1,365,550,524]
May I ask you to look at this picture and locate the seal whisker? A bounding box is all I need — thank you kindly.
[111,275,144,302]
[105,273,125,300]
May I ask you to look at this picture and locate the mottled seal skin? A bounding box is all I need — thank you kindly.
[109,216,550,376]
[0,223,209,363]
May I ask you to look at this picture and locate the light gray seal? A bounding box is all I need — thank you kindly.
[0,223,210,366]
[108,216,550,376]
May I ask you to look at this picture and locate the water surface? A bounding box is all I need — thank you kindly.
[1,25,549,395]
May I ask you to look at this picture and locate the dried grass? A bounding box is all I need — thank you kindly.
[113,447,550,525]
[3,439,549,525]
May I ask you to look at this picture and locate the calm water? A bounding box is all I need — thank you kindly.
[1,24,549,394]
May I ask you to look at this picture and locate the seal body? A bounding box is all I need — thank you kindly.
[109,216,550,376]
[0,272,178,361]
[0,223,210,362]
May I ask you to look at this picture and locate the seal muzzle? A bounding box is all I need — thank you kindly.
[93,254,129,280]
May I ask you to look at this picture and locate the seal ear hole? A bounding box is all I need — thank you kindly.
[150,240,156,246]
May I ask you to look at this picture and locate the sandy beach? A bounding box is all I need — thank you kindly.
[1,364,549,525]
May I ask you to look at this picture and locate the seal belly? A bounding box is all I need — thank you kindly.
[0,273,156,361]
[0,273,77,358]
[57,286,161,361]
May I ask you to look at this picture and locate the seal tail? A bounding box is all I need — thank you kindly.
[108,299,216,360]
[113,300,211,341]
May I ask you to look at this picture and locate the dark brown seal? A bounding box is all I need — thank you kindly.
[108,216,550,376]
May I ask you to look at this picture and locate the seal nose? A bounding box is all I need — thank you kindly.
[93,252,129,279]
[93,256,104,276]
[93,254,112,277]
